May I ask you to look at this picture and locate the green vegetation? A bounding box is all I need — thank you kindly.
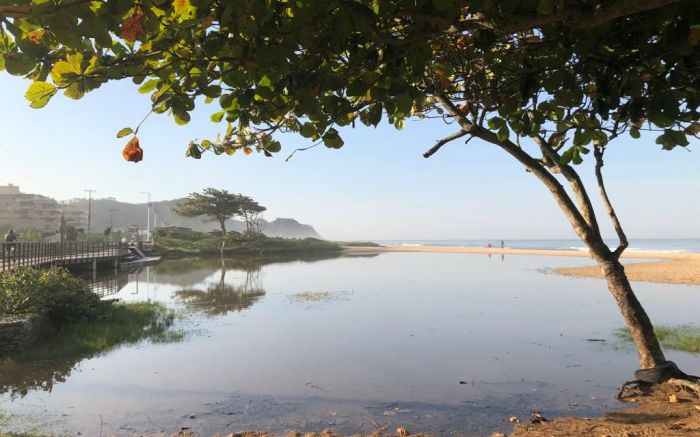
[0,302,182,397]
[0,267,107,325]
[173,188,258,235]
[617,326,700,354]
[153,227,341,257]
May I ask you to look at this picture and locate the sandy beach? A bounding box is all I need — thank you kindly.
[343,245,700,286]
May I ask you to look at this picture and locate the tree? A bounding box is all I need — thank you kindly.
[2,0,700,377]
[173,188,242,234]
[237,195,266,235]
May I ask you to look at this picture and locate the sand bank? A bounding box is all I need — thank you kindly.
[342,245,700,286]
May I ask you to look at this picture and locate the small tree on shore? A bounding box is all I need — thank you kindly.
[3,0,700,379]
[173,189,242,235]
[237,196,266,235]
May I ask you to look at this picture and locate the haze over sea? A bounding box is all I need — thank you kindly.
[376,238,700,253]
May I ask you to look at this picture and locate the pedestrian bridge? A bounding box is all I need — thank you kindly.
[1,242,129,272]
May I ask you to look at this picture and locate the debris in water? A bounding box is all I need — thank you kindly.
[397,427,409,436]
[509,416,520,423]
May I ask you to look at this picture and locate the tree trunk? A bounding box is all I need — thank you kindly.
[598,257,666,369]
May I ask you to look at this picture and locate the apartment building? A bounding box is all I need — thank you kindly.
[60,201,89,232]
[0,184,61,231]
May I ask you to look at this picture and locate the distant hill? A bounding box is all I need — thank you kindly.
[63,198,322,239]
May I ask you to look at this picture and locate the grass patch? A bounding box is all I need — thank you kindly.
[616,325,700,353]
[0,302,182,398]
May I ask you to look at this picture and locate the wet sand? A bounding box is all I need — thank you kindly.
[343,245,700,286]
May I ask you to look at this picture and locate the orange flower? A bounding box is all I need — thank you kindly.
[122,137,143,162]
[118,11,144,43]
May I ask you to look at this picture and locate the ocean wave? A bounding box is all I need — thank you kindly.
[566,246,590,251]
[625,247,687,253]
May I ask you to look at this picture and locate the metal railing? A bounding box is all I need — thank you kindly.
[1,241,129,272]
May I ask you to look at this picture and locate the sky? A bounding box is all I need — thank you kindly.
[1,73,699,241]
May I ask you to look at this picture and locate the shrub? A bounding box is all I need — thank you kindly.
[0,267,108,325]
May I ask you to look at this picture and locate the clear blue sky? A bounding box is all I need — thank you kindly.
[1,74,698,241]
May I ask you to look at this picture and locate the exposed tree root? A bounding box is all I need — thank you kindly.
[668,378,700,397]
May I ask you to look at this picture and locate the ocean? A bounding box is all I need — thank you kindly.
[375,238,700,253]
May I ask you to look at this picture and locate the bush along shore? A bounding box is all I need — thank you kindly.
[152,227,343,257]
[0,267,181,357]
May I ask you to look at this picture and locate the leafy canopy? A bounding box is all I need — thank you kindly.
[173,188,244,232]
[1,0,699,160]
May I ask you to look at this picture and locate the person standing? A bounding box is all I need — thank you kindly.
[4,229,18,257]
[501,240,505,249]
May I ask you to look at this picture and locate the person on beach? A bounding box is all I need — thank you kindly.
[501,240,505,249]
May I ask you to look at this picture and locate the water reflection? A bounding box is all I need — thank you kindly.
[0,303,180,399]
[79,268,129,297]
[175,260,266,316]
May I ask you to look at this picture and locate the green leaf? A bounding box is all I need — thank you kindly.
[487,116,505,130]
[50,61,80,86]
[138,79,158,94]
[629,128,641,139]
[210,112,224,123]
[322,128,344,149]
[185,142,202,159]
[299,122,316,138]
[560,148,574,165]
[265,140,282,153]
[174,111,191,125]
[24,81,56,108]
[4,53,36,76]
[173,0,196,21]
[496,126,510,142]
[116,127,134,138]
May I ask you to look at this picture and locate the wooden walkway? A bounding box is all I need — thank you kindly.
[1,242,129,272]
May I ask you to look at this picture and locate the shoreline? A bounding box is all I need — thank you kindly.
[342,245,700,286]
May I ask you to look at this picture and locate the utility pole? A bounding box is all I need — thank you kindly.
[85,189,96,234]
[141,191,151,241]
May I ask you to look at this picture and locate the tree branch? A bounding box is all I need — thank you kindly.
[436,95,611,259]
[533,135,601,236]
[496,0,684,33]
[0,0,93,18]
[594,145,628,259]
[423,130,469,158]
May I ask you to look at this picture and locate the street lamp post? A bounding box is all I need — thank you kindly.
[141,192,151,241]
[85,189,95,234]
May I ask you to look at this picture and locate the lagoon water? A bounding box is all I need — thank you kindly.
[2,252,700,436]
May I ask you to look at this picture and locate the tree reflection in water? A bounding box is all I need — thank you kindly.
[174,259,266,316]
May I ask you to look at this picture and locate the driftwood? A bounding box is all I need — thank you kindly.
[668,378,700,397]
